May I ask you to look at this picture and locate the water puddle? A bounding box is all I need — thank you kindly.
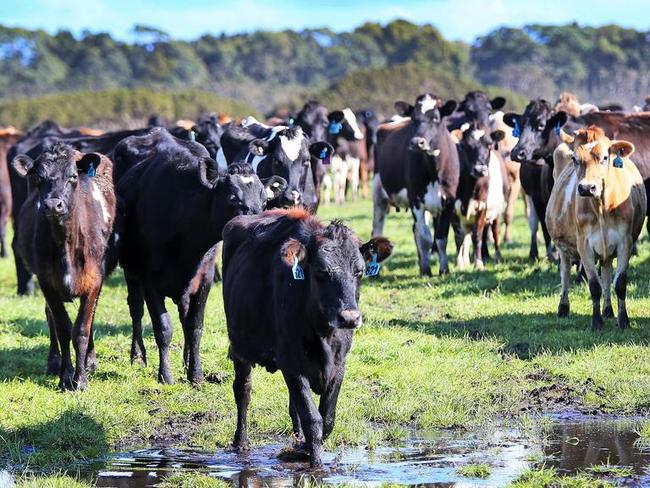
[77,414,650,486]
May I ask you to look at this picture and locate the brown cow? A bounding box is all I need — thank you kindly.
[0,126,22,257]
[13,143,116,389]
[546,127,646,331]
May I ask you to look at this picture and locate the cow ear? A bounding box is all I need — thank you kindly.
[198,157,221,189]
[490,97,506,110]
[11,154,34,178]
[548,111,568,129]
[490,130,506,143]
[360,236,394,263]
[609,140,634,159]
[502,113,519,128]
[559,129,575,145]
[328,111,344,123]
[394,101,414,117]
[281,238,307,266]
[310,141,334,160]
[76,152,102,176]
[262,176,288,201]
[439,100,458,118]
[249,139,269,157]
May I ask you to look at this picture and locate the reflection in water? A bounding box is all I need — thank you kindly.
[90,415,650,487]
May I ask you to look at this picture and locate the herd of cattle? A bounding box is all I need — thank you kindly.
[0,90,649,467]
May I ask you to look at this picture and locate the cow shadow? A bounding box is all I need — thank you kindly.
[0,409,108,474]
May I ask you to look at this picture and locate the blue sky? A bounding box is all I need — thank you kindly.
[1,0,648,42]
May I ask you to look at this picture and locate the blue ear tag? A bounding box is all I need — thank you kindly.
[292,256,305,280]
[319,147,329,160]
[87,162,96,177]
[512,119,521,138]
[365,253,381,277]
[288,117,295,127]
[329,121,342,135]
[555,121,561,136]
[613,150,624,168]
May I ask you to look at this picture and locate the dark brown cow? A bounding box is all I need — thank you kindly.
[13,143,116,390]
[0,127,22,257]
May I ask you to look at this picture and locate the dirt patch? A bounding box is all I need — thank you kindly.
[149,411,222,447]
[520,370,605,415]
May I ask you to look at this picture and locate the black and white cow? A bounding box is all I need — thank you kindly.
[217,118,333,210]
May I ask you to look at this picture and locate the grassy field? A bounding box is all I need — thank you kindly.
[1,197,650,485]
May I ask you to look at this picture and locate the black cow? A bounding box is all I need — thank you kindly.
[217,119,333,211]
[222,207,393,467]
[114,128,286,384]
[13,143,116,390]
[450,91,506,135]
[503,99,567,260]
[170,113,224,159]
[373,93,458,275]
[356,109,380,198]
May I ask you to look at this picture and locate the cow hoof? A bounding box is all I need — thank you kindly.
[73,374,89,391]
[158,369,174,385]
[187,371,204,385]
[85,353,98,373]
[46,354,62,375]
[618,312,629,330]
[474,260,484,271]
[602,305,614,319]
[420,269,433,277]
[59,369,76,391]
[130,343,147,366]
[278,446,310,462]
[231,441,250,453]
[494,253,504,264]
[590,317,604,332]
[557,303,570,318]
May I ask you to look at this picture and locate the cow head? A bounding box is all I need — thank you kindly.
[12,142,105,223]
[192,114,224,158]
[504,98,568,163]
[296,100,330,142]
[327,108,364,142]
[281,224,393,329]
[357,110,379,146]
[394,94,457,156]
[198,160,287,216]
[458,91,506,137]
[249,126,333,205]
[564,126,634,199]
[459,125,505,178]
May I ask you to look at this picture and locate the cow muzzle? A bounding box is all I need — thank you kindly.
[409,137,430,152]
[43,198,68,218]
[291,190,301,205]
[577,182,600,198]
[338,309,362,329]
[472,164,489,178]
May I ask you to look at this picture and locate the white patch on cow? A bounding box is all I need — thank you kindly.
[265,187,275,199]
[36,200,40,210]
[472,129,485,141]
[486,151,505,223]
[239,175,254,184]
[343,108,364,140]
[114,232,120,244]
[587,222,625,259]
[460,122,471,133]
[583,141,599,151]
[561,171,577,217]
[216,147,228,171]
[63,272,72,289]
[432,149,441,157]
[241,116,265,128]
[423,181,443,216]
[279,134,302,161]
[388,115,410,124]
[91,182,110,224]
[248,125,286,172]
[388,188,409,209]
[420,96,437,114]
[412,204,433,271]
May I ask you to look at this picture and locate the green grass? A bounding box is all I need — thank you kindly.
[2,197,650,481]
[159,473,229,488]
[508,466,615,487]
[456,462,492,478]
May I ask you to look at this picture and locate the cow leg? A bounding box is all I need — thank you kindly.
[412,205,433,277]
[371,174,389,236]
[12,236,34,295]
[0,219,6,258]
[473,212,486,270]
[45,304,61,375]
[578,242,602,331]
[289,397,304,445]
[180,277,211,384]
[614,241,632,330]
[144,286,174,384]
[213,243,222,283]
[126,274,147,366]
[71,287,101,390]
[457,231,471,271]
[41,285,75,390]
[360,160,370,199]
[435,205,454,275]
[601,257,614,319]
[526,195,539,260]
[85,324,97,373]
[540,219,557,261]
[232,357,252,451]
[283,373,324,468]
[492,216,503,263]
[349,157,360,201]
[557,249,571,317]
[322,173,332,205]
[319,369,345,441]
[504,176,521,243]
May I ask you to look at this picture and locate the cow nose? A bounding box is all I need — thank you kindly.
[512,149,527,162]
[409,137,428,151]
[578,183,597,196]
[43,198,66,216]
[338,309,361,329]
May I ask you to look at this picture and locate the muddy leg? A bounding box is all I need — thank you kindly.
[144,286,174,384]
[181,275,211,384]
[232,357,253,451]
[289,397,304,445]
[284,373,324,468]
[319,370,344,441]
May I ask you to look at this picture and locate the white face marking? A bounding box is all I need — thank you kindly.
[486,151,505,222]
[389,115,410,124]
[91,182,110,224]
[563,171,577,216]
[279,134,302,161]
[239,175,254,184]
[432,149,441,157]
[460,122,470,133]
[420,96,437,114]
[584,141,598,151]
[472,129,485,141]
[248,125,287,172]
[265,187,275,199]
[343,108,364,140]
